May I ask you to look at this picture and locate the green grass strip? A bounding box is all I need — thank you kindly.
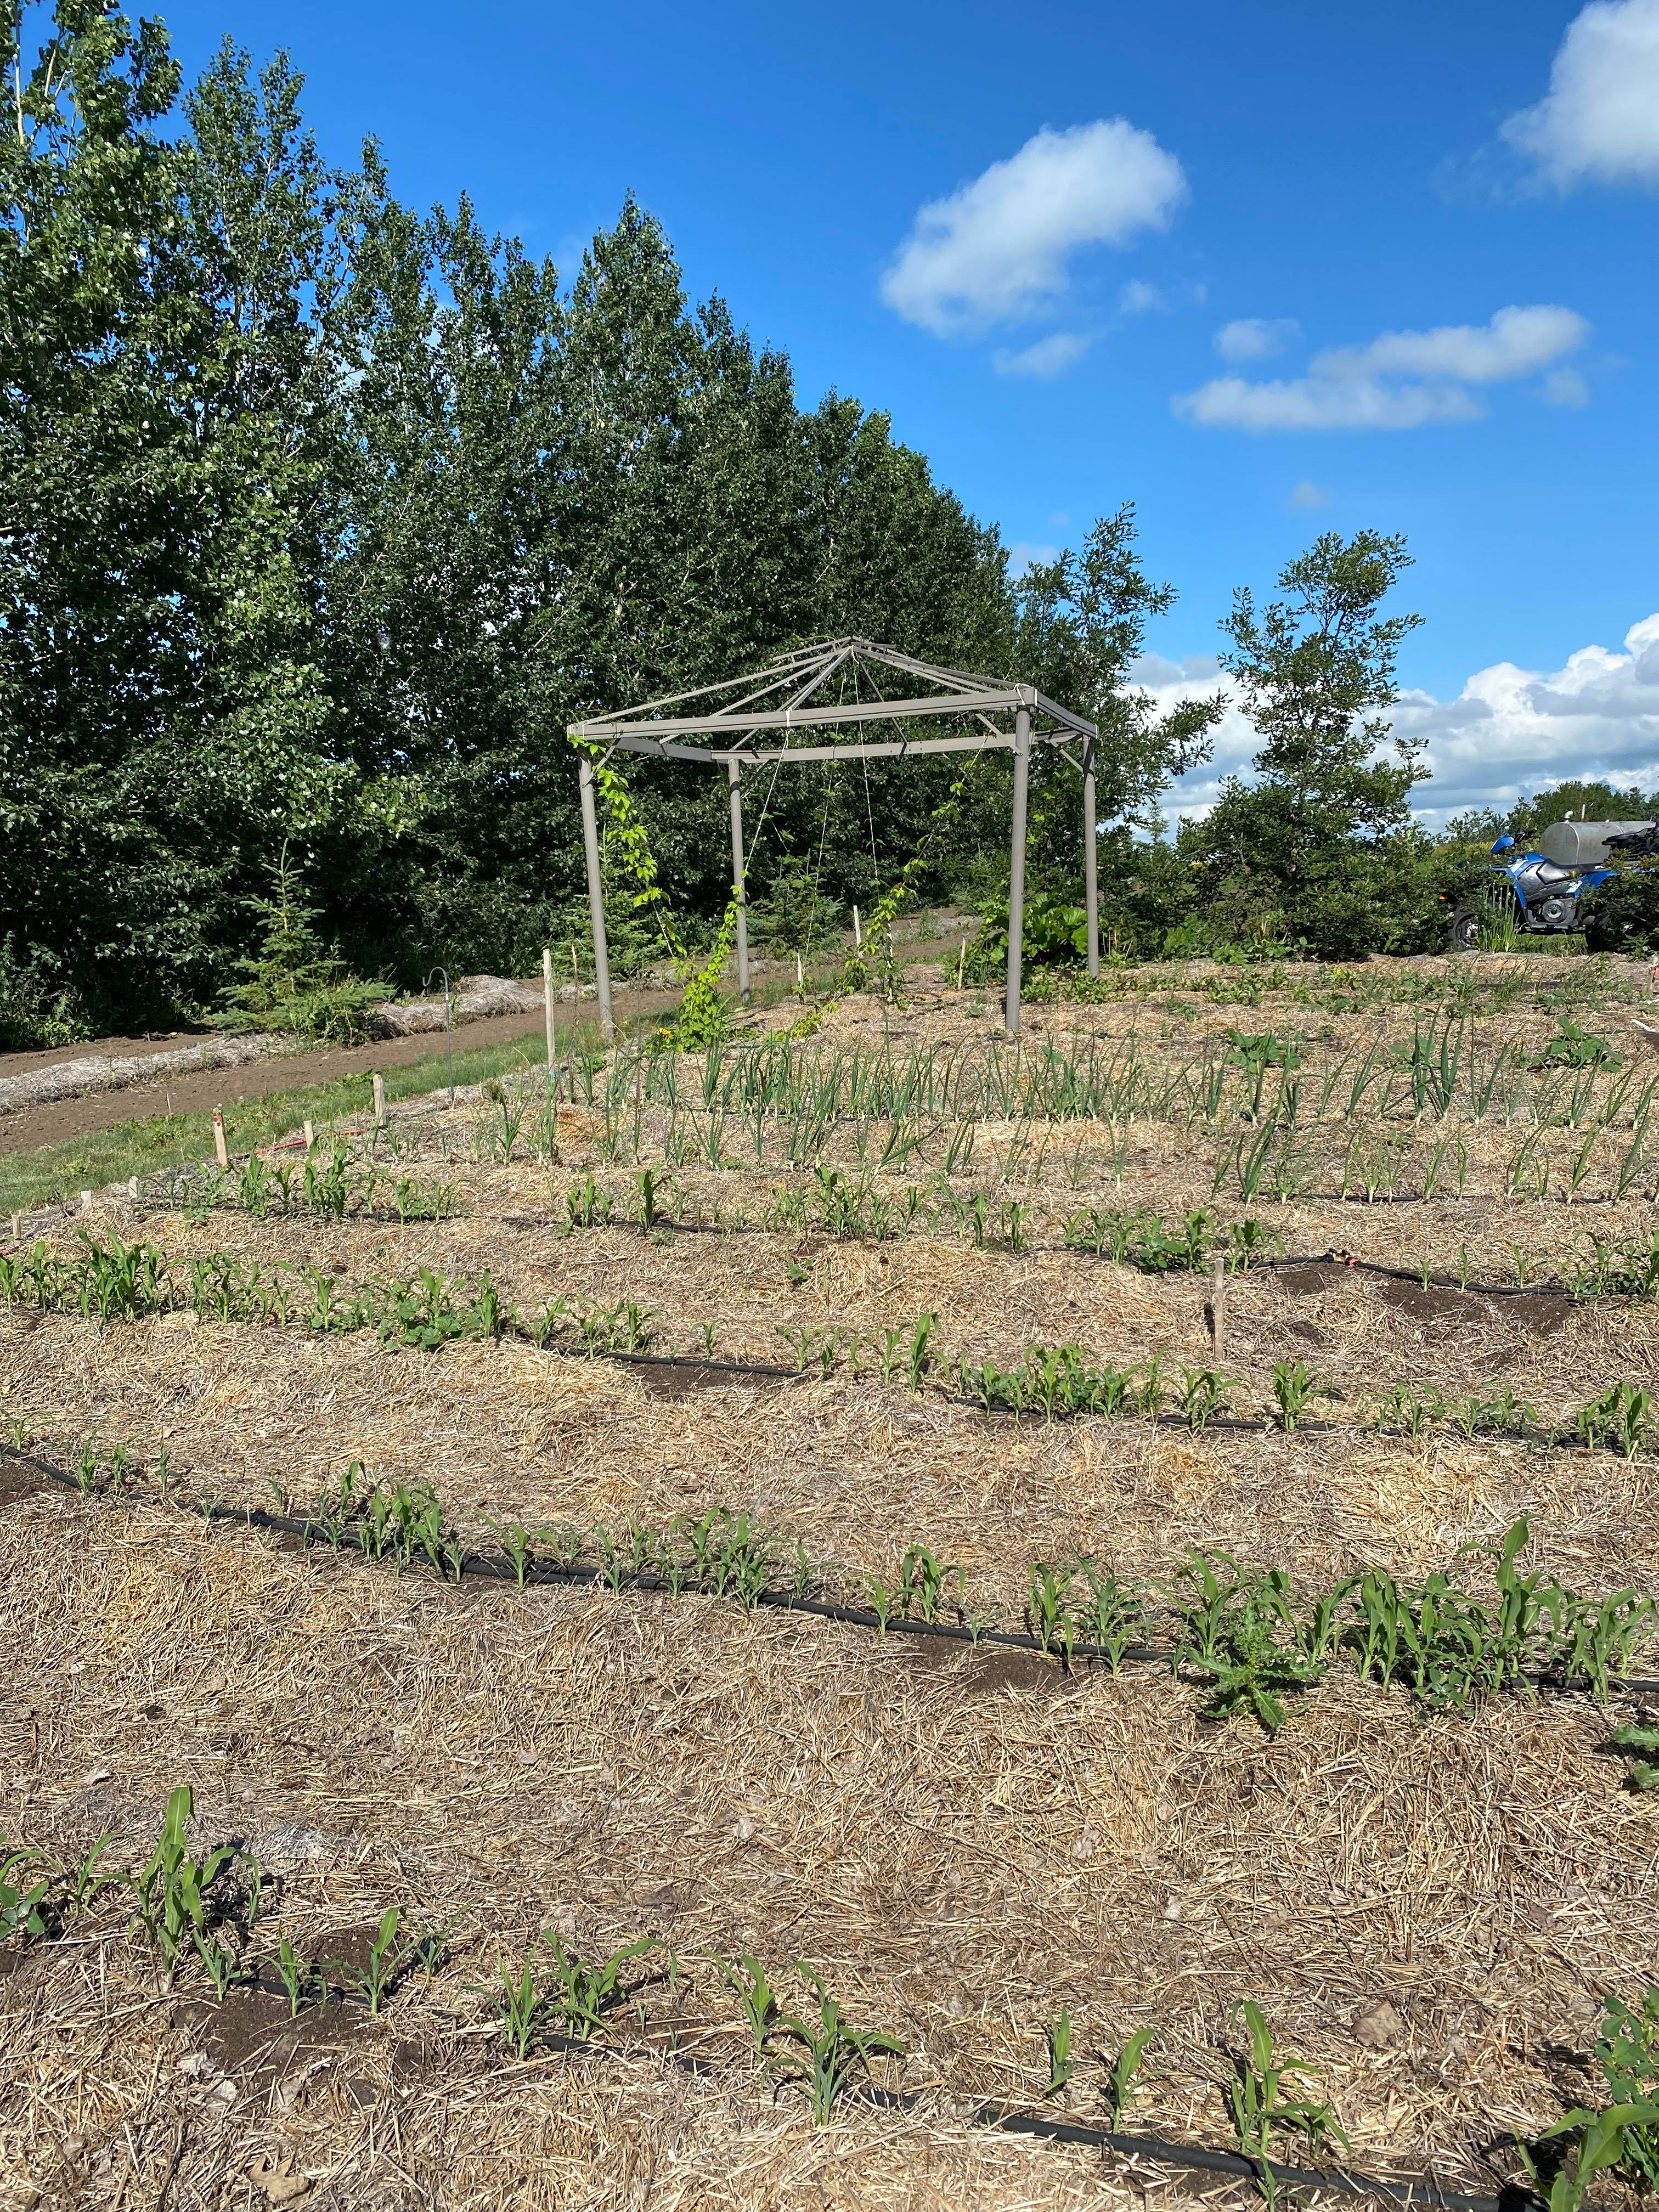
[0,1020,618,1218]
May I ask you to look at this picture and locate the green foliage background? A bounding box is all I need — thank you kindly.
[2,5,1647,1048]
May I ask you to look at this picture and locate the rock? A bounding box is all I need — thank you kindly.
[1353,1997,1406,2049]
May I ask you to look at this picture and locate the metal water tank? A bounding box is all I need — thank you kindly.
[1537,819,1655,867]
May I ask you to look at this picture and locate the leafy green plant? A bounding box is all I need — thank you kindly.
[1610,1723,1659,1792]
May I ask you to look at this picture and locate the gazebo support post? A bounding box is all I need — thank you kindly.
[1082,738,1100,979]
[727,758,751,1002]
[1005,707,1030,1036]
[577,755,614,1039]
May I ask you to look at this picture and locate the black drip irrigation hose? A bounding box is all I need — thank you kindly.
[7,1442,1657,1697]
[555,1343,1646,1470]
[973,2107,1526,2212]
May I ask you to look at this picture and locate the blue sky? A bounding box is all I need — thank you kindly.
[144,0,1659,820]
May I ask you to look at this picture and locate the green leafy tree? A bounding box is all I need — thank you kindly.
[1184,531,1427,959]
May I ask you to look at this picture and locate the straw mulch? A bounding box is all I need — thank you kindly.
[3,963,1658,2208]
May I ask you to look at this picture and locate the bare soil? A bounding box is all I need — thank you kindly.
[0,988,678,1159]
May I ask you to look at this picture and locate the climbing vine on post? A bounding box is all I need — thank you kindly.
[568,733,747,1048]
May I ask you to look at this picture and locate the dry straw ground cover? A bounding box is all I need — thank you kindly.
[3,955,1658,2210]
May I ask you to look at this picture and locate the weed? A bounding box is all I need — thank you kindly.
[1609,1724,1659,1792]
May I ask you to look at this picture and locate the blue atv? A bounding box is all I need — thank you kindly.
[1449,819,1654,952]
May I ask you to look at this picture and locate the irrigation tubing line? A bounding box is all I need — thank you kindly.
[207,1943,1523,2209]
[6,1443,1657,1699]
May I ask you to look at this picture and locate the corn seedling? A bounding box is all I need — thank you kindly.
[726,1953,780,2058]
[541,1933,658,2041]
[1271,1360,1323,1434]
[495,1956,548,2058]
[1041,2008,1076,2097]
[1106,2024,1155,2130]
[898,1542,963,1623]
[274,1937,320,2018]
[0,1847,52,1943]
[1228,1999,1348,2198]
[129,1786,242,1970]
[770,1965,904,2124]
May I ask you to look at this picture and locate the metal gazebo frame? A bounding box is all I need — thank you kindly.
[568,636,1101,1038]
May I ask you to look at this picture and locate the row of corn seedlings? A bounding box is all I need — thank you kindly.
[13,1238,1659,1460]
[7,1784,1655,2197]
[31,1440,1659,1723]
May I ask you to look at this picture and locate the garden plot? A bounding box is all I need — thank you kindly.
[3,959,1658,2211]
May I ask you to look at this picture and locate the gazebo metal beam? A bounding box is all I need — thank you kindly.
[574,687,1091,744]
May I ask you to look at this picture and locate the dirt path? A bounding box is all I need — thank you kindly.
[0,990,678,1159]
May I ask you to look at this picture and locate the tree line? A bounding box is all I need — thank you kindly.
[0,4,1622,1051]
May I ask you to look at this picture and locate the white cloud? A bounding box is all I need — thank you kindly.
[880,120,1187,337]
[1543,366,1591,407]
[1288,480,1329,510]
[1138,616,1659,830]
[1174,304,1590,433]
[1007,541,1062,575]
[992,331,1093,378]
[1119,279,1167,315]
[1215,317,1300,363]
[1502,0,1659,189]
[1313,304,1590,383]
[1175,375,1485,432]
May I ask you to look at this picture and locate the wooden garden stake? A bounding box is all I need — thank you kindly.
[373,1073,386,1126]
[957,936,967,990]
[212,1109,229,1169]
[1207,1252,1228,1359]
[543,946,557,1081]
[302,1120,314,1150]
[795,951,804,993]
[853,904,862,949]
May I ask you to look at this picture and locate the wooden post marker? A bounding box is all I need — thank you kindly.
[543,945,557,1082]
[1210,1254,1228,1348]
[212,1109,229,1169]
[853,905,862,950]
[795,951,804,993]
[302,1120,314,1150]
[372,1073,386,1126]
[957,936,967,991]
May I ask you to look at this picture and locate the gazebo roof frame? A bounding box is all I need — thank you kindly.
[569,635,1098,767]
[567,636,1102,1041]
